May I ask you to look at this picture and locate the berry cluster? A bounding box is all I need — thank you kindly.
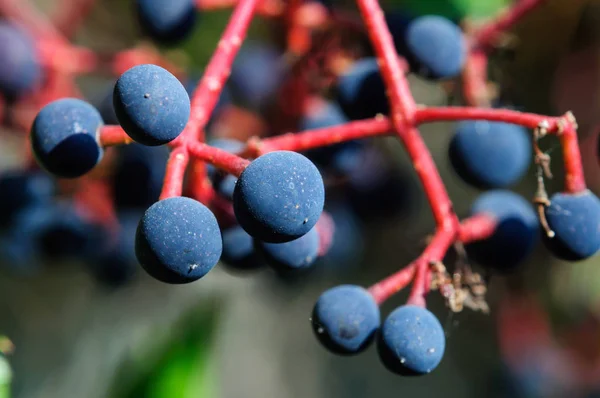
[1,0,599,378]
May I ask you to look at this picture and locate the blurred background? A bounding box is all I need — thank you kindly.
[1,0,600,397]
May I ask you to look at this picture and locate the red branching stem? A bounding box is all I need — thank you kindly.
[159,147,190,200]
[186,160,215,205]
[354,0,415,127]
[368,228,456,306]
[188,141,250,177]
[472,0,548,50]
[401,126,458,228]
[37,40,98,75]
[406,228,456,307]
[98,125,133,147]
[315,211,335,257]
[462,50,490,107]
[458,213,497,244]
[417,107,561,129]
[52,0,98,38]
[185,0,260,139]
[251,117,392,155]
[560,124,587,193]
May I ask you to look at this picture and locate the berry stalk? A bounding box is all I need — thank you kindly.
[159,147,190,200]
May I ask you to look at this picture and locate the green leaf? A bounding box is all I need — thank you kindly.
[385,0,510,21]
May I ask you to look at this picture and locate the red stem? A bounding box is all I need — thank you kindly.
[52,0,98,38]
[461,50,490,107]
[187,141,250,177]
[368,228,456,306]
[37,40,98,75]
[472,0,548,50]
[159,147,190,200]
[458,213,497,244]
[561,123,587,193]
[195,0,283,17]
[99,125,133,147]
[354,0,415,127]
[252,117,392,155]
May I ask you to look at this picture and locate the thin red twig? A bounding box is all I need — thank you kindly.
[99,125,133,147]
[159,147,190,200]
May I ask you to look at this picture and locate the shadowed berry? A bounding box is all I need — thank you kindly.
[221,225,263,271]
[0,171,54,228]
[378,305,445,375]
[114,64,190,146]
[113,144,169,210]
[135,197,222,284]
[136,0,197,45]
[467,190,538,271]
[449,120,531,189]
[401,15,466,79]
[312,285,380,355]
[543,190,600,261]
[0,22,42,98]
[31,98,104,178]
[335,58,388,120]
[233,151,325,243]
[256,225,320,271]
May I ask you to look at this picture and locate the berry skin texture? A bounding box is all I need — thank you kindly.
[543,190,600,261]
[403,16,466,80]
[136,0,197,45]
[256,225,320,271]
[312,285,380,355]
[467,190,538,271]
[335,58,388,120]
[0,22,42,98]
[31,98,104,178]
[135,196,222,284]
[378,305,445,376]
[449,120,531,189]
[233,151,325,243]
[114,64,191,146]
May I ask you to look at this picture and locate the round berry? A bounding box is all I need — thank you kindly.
[136,0,197,44]
[233,151,325,243]
[31,98,104,178]
[378,305,445,375]
[0,170,54,228]
[113,144,168,210]
[256,225,320,271]
[221,225,263,271]
[114,64,190,146]
[543,190,600,261]
[0,22,42,98]
[403,16,466,79]
[449,120,531,189]
[135,197,222,284]
[312,285,380,355]
[335,58,388,120]
[467,190,538,271]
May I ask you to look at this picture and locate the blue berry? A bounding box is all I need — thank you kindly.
[113,144,168,210]
[135,197,222,284]
[233,151,325,243]
[256,225,320,271]
[114,64,190,146]
[220,225,262,271]
[449,120,531,189]
[0,171,54,228]
[90,212,140,287]
[543,190,600,261]
[0,22,42,98]
[378,305,445,375]
[30,98,104,178]
[312,285,380,355]
[230,42,284,110]
[136,0,197,44]
[402,16,466,79]
[335,58,388,120]
[467,190,538,271]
